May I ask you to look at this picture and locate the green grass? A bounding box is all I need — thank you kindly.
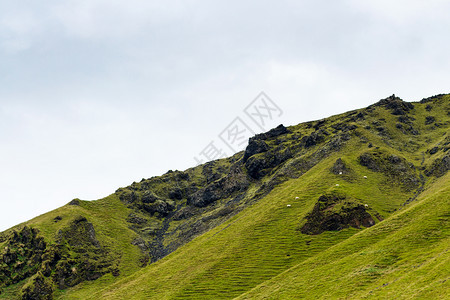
[1,94,448,299]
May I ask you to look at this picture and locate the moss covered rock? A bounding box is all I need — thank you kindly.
[301,193,376,235]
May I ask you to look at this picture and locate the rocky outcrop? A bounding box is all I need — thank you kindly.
[301,129,328,148]
[0,217,115,298]
[244,145,292,179]
[0,227,46,289]
[301,193,376,235]
[373,95,414,115]
[243,139,269,162]
[21,272,53,300]
[188,163,249,207]
[330,158,351,175]
[426,155,450,177]
[249,124,289,142]
[359,150,420,190]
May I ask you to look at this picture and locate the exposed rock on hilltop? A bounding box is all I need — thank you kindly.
[372,94,414,115]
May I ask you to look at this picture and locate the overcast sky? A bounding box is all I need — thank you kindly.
[1,0,449,231]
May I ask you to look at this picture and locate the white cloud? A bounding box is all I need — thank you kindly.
[0,10,40,53]
[0,0,449,231]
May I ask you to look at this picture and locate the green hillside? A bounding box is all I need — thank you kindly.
[1,94,449,299]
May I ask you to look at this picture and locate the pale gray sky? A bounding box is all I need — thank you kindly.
[1,0,449,231]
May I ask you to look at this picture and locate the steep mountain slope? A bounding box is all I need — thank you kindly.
[0,94,449,299]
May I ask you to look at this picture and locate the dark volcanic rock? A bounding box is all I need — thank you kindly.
[173,206,197,220]
[359,150,420,190]
[127,213,147,224]
[244,146,292,179]
[301,193,376,235]
[249,124,289,142]
[168,188,183,200]
[68,199,80,206]
[188,163,249,207]
[425,116,436,125]
[142,200,175,216]
[429,147,439,155]
[301,129,327,148]
[57,216,100,248]
[330,158,351,175]
[373,95,414,115]
[21,272,53,300]
[426,155,450,177]
[243,139,269,162]
[420,94,446,103]
[141,191,158,203]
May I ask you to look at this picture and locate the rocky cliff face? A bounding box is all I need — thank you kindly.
[0,216,117,299]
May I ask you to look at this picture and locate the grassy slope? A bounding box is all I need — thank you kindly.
[86,97,449,299]
[1,95,448,299]
[239,173,449,299]
[88,148,448,298]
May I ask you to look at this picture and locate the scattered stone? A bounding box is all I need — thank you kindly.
[425,116,436,125]
[429,147,439,155]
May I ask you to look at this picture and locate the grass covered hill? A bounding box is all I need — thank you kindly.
[0,94,449,299]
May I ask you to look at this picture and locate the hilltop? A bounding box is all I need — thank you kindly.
[0,94,449,299]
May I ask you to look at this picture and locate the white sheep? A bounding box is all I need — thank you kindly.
[363,176,368,179]
[295,197,299,200]
[364,204,369,208]
[336,184,340,187]
[287,204,292,207]
[339,171,343,175]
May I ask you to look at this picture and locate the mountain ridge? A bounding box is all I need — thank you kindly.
[1,93,449,299]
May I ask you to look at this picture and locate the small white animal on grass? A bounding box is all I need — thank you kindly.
[364,204,369,208]
[287,204,292,207]
[295,197,299,200]
[339,171,343,175]
[336,184,340,187]
[363,176,368,179]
